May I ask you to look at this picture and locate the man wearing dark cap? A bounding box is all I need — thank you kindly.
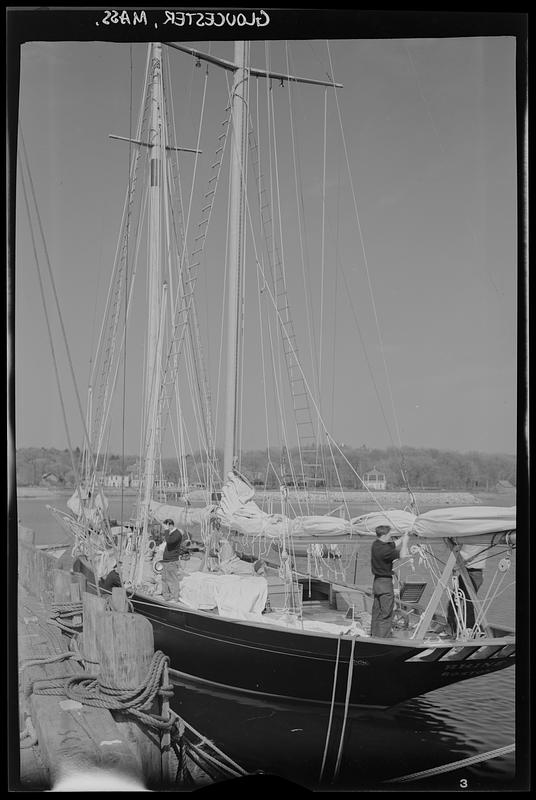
[161,518,185,600]
[370,524,409,638]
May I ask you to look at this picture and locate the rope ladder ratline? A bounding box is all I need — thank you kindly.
[233,62,395,521]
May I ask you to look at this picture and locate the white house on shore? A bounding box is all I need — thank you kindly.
[104,474,131,488]
[363,468,387,491]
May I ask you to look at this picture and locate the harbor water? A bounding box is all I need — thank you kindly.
[15,490,522,791]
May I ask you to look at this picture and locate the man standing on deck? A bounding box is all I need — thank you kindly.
[370,524,409,638]
[161,518,185,600]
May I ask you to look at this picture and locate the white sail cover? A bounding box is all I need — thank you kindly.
[216,475,515,542]
[411,506,516,539]
[351,510,417,536]
[67,488,109,526]
[148,500,212,528]
[351,507,515,539]
[216,472,351,538]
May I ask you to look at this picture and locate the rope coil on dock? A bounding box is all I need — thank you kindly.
[46,601,84,633]
[31,650,175,731]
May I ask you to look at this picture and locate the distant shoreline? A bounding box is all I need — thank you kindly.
[16,485,515,507]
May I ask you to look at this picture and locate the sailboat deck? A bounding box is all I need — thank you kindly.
[270,598,430,640]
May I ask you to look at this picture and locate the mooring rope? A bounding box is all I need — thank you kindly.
[384,743,515,783]
[46,602,84,633]
[332,636,356,782]
[31,649,174,731]
[19,716,38,749]
[319,635,343,783]
[19,651,85,672]
[168,709,248,778]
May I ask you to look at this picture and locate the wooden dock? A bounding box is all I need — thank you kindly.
[16,525,246,790]
[18,585,145,789]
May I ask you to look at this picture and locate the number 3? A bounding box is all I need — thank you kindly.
[460,778,468,788]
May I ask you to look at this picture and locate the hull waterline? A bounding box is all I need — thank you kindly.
[75,559,515,709]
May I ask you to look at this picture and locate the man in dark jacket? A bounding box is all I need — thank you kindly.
[99,563,121,592]
[161,518,185,600]
[370,524,409,638]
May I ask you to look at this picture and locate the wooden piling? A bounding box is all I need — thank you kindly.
[18,526,58,603]
[53,568,73,603]
[97,611,154,689]
[17,530,189,788]
[80,591,107,674]
[110,586,129,612]
[96,610,163,785]
[18,526,35,546]
[19,585,143,789]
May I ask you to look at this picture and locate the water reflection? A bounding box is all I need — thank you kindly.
[170,665,515,791]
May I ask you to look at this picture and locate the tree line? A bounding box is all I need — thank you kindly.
[15,445,516,491]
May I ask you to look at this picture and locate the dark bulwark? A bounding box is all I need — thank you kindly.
[74,559,515,709]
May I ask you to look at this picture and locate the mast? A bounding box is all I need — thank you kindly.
[223,41,248,477]
[164,41,341,482]
[136,42,165,583]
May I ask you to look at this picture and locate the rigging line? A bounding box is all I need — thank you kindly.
[91,143,149,465]
[242,204,385,513]
[284,44,321,411]
[474,569,509,629]
[384,744,515,784]
[239,43,253,466]
[336,249,395,444]
[332,637,356,782]
[94,181,150,472]
[95,186,147,476]
[403,42,445,158]
[254,79,276,461]
[266,69,313,509]
[18,131,112,538]
[263,42,287,465]
[156,60,209,425]
[158,75,222,458]
[252,67,285,468]
[121,41,134,530]
[18,154,85,512]
[213,116,233,455]
[283,43,331,502]
[183,325,211,467]
[163,153,215,461]
[326,41,404,450]
[319,86,328,436]
[241,152,388,515]
[331,156,341,435]
[170,62,208,319]
[89,48,151,394]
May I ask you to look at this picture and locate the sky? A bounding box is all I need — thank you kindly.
[10,10,522,459]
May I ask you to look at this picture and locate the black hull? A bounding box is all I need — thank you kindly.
[75,562,515,709]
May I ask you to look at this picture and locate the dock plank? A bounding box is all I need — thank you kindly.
[18,586,144,788]
[30,694,143,786]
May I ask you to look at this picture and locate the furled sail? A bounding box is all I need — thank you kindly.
[67,488,109,527]
[215,472,351,539]
[351,506,516,539]
[411,506,516,539]
[351,510,417,535]
[148,499,213,528]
